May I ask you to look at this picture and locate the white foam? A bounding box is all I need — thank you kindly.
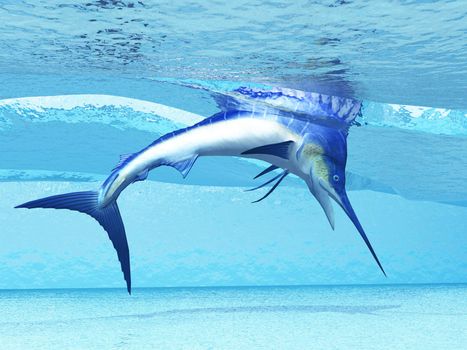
[388,103,454,119]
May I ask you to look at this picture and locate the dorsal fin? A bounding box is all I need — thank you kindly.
[113,153,135,171]
[232,87,362,131]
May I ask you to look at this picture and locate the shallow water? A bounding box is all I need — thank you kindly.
[1,284,466,350]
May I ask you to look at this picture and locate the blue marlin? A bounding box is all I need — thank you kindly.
[16,87,386,294]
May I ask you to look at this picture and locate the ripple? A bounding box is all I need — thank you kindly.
[0,1,465,107]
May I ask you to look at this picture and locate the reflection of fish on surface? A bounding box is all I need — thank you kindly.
[16,86,385,294]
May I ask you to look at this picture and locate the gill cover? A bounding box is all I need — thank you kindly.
[295,133,335,229]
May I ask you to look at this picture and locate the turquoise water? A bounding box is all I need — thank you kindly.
[0,1,466,349]
[1,284,466,349]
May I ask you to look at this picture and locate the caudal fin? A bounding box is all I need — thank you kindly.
[15,191,132,294]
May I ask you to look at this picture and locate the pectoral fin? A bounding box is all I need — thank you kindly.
[307,181,335,230]
[242,140,294,159]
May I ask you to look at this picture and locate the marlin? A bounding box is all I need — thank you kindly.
[16,87,386,294]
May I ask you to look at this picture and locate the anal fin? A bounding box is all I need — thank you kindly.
[169,155,198,178]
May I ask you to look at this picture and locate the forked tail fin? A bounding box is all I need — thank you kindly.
[15,191,131,294]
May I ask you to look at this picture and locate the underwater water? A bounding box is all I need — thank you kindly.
[0,0,466,349]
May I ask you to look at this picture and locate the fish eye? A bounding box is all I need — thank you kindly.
[333,174,339,182]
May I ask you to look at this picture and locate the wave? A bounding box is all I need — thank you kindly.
[362,102,467,136]
[0,94,203,131]
[0,89,466,206]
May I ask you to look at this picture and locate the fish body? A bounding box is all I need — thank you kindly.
[16,87,385,294]
[101,110,311,207]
